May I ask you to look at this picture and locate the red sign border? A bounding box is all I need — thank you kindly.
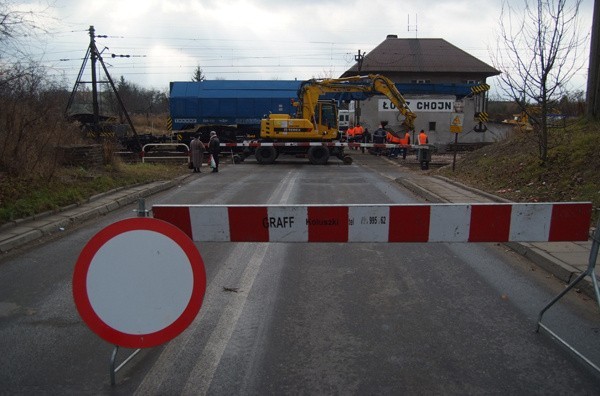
[73,217,206,348]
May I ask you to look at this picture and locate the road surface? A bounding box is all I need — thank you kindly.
[1,153,599,394]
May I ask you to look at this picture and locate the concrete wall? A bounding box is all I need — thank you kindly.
[355,94,511,149]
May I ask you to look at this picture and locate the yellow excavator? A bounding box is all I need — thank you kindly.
[256,74,416,165]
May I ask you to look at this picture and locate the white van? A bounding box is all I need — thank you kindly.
[339,110,350,131]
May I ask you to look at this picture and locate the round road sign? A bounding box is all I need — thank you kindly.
[73,217,206,348]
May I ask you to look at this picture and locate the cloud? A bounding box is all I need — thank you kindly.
[10,0,595,92]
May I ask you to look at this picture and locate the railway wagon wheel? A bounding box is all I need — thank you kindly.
[255,146,277,164]
[307,146,330,165]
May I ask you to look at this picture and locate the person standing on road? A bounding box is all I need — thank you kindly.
[346,124,355,147]
[418,129,429,145]
[352,122,364,151]
[386,130,401,158]
[208,131,221,173]
[362,127,371,154]
[400,131,411,159]
[372,122,387,156]
[190,134,205,173]
[417,129,429,163]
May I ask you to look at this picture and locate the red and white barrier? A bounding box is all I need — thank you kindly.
[153,203,592,243]
[219,141,419,149]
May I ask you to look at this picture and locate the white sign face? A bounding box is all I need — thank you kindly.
[379,99,454,113]
[87,230,193,335]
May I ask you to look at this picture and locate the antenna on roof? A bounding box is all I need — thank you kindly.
[408,14,418,38]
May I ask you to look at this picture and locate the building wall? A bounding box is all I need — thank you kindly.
[355,93,508,148]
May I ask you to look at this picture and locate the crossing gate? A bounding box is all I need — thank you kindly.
[219,141,422,150]
[152,203,591,243]
[153,201,600,373]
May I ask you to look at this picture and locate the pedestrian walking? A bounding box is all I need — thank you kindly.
[208,131,221,173]
[190,134,205,173]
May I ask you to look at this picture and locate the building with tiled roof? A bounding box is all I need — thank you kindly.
[340,35,502,147]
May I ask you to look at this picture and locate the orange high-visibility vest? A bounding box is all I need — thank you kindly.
[346,127,355,137]
[400,132,410,145]
[418,131,428,145]
[354,125,364,136]
[386,132,402,144]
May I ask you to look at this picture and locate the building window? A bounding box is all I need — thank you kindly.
[412,79,431,84]
[466,80,479,84]
[429,122,436,131]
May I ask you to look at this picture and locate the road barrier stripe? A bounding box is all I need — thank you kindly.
[219,142,425,149]
[153,203,592,243]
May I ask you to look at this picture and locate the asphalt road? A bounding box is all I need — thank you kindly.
[1,154,599,395]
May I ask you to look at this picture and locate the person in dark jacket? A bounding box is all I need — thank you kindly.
[208,131,221,173]
[372,122,387,156]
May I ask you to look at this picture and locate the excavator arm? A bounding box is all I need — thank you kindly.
[297,74,416,130]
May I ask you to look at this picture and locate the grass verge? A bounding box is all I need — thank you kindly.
[0,161,189,225]
[437,118,600,226]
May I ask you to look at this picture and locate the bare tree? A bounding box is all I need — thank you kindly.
[491,0,586,163]
[0,0,49,60]
[1,1,80,178]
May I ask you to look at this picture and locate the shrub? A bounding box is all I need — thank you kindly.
[0,64,83,179]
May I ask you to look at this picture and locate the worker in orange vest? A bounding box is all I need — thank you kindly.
[352,122,364,150]
[346,124,355,143]
[386,130,402,158]
[418,130,429,145]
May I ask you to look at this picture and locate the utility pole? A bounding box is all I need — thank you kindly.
[89,26,100,127]
[587,0,600,120]
[65,26,141,150]
[354,49,365,127]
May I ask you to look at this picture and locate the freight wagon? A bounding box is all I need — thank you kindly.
[169,80,303,145]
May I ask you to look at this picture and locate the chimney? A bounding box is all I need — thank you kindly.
[387,34,398,39]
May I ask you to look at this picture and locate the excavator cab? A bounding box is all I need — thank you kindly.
[260,100,339,141]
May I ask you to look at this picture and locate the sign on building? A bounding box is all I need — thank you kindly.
[379,99,454,113]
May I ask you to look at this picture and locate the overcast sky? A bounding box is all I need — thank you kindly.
[12,0,595,93]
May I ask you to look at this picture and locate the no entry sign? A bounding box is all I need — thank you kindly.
[73,217,206,349]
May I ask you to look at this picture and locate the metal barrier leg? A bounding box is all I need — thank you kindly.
[137,198,150,217]
[110,346,118,386]
[110,346,142,386]
[536,217,600,373]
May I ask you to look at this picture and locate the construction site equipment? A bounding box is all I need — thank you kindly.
[502,112,534,131]
[256,74,416,165]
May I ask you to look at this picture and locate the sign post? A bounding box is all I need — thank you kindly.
[450,111,464,171]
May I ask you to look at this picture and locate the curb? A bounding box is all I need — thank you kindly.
[395,177,446,204]
[432,175,513,203]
